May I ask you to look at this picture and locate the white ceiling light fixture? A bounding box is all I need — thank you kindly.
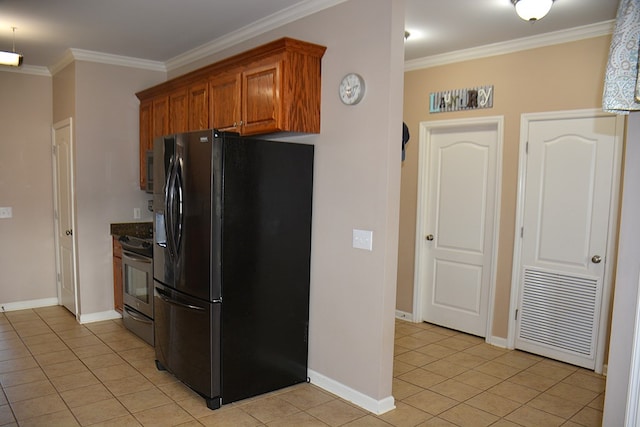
[0,27,23,67]
[511,0,555,22]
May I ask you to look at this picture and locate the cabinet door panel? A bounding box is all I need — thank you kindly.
[170,89,189,134]
[210,73,240,131]
[152,96,169,138]
[242,62,282,135]
[189,82,209,130]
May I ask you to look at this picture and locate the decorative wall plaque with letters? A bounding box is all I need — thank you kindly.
[429,85,493,113]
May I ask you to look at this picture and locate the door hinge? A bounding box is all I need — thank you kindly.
[525,141,529,154]
[515,309,519,320]
[520,227,524,238]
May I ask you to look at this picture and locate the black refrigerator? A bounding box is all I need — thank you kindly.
[152,129,313,410]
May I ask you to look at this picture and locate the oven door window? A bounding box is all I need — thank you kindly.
[125,263,150,304]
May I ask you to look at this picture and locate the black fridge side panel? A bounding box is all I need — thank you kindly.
[220,136,313,403]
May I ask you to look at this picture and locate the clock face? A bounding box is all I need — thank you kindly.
[339,73,365,105]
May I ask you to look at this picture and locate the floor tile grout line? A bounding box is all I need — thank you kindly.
[0,310,604,426]
[394,323,604,425]
[2,309,157,425]
[25,309,114,425]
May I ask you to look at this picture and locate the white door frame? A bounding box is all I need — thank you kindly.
[413,116,503,343]
[52,118,80,319]
[507,108,624,373]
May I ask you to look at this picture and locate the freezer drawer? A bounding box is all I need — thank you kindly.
[154,282,221,409]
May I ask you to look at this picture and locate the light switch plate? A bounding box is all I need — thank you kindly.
[0,207,12,219]
[353,229,373,251]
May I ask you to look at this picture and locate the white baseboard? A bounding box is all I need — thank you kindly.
[79,310,122,324]
[0,298,59,312]
[395,310,414,322]
[308,369,395,415]
[487,335,509,349]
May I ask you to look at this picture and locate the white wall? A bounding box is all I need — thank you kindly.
[603,112,640,424]
[0,71,56,307]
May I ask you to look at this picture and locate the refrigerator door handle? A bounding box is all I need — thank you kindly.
[173,158,184,256]
[156,288,206,311]
[165,156,177,259]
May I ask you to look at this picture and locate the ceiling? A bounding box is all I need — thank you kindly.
[0,0,619,72]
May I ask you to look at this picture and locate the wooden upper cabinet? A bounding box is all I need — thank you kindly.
[152,96,169,138]
[210,72,241,132]
[136,38,326,189]
[242,61,282,135]
[169,88,189,133]
[189,82,209,131]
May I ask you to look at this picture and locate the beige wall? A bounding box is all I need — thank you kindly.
[6,0,404,408]
[172,0,404,405]
[398,35,612,338]
[0,72,55,305]
[51,61,165,318]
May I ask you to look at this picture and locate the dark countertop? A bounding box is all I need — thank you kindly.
[110,222,153,239]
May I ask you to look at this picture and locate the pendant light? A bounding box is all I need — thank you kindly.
[512,0,555,22]
[0,27,23,67]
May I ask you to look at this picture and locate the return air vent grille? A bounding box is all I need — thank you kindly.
[519,268,598,357]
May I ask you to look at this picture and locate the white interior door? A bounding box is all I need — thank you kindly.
[513,111,623,370]
[415,118,502,337]
[53,119,78,316]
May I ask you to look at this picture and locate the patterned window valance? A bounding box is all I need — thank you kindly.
[603,0,640,114]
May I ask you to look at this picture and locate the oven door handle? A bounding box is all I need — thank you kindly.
[122,251,152,263]
[156,288,206,311]
[124,306,153,324]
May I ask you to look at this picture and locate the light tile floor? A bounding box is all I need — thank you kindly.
[0,306,604,426]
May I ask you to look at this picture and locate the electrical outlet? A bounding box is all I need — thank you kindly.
[0,207,12,219]
[133,208,141,220]
[352,229,373,251]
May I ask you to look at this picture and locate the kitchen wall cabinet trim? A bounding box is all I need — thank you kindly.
[136,37,326,190]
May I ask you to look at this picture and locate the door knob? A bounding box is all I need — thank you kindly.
[426,234,434,241]
[591,255,602,264]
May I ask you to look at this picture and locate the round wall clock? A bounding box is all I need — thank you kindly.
[339,73,365,105]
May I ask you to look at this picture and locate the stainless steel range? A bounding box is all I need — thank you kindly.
[119,235,154,345]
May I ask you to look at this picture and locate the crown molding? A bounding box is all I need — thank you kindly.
[165,0,347,72]
[405,20,615,72]
[0,63,50,76]
[48,49,75,75]
[44,0,345,76]
[48,48,166,76]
